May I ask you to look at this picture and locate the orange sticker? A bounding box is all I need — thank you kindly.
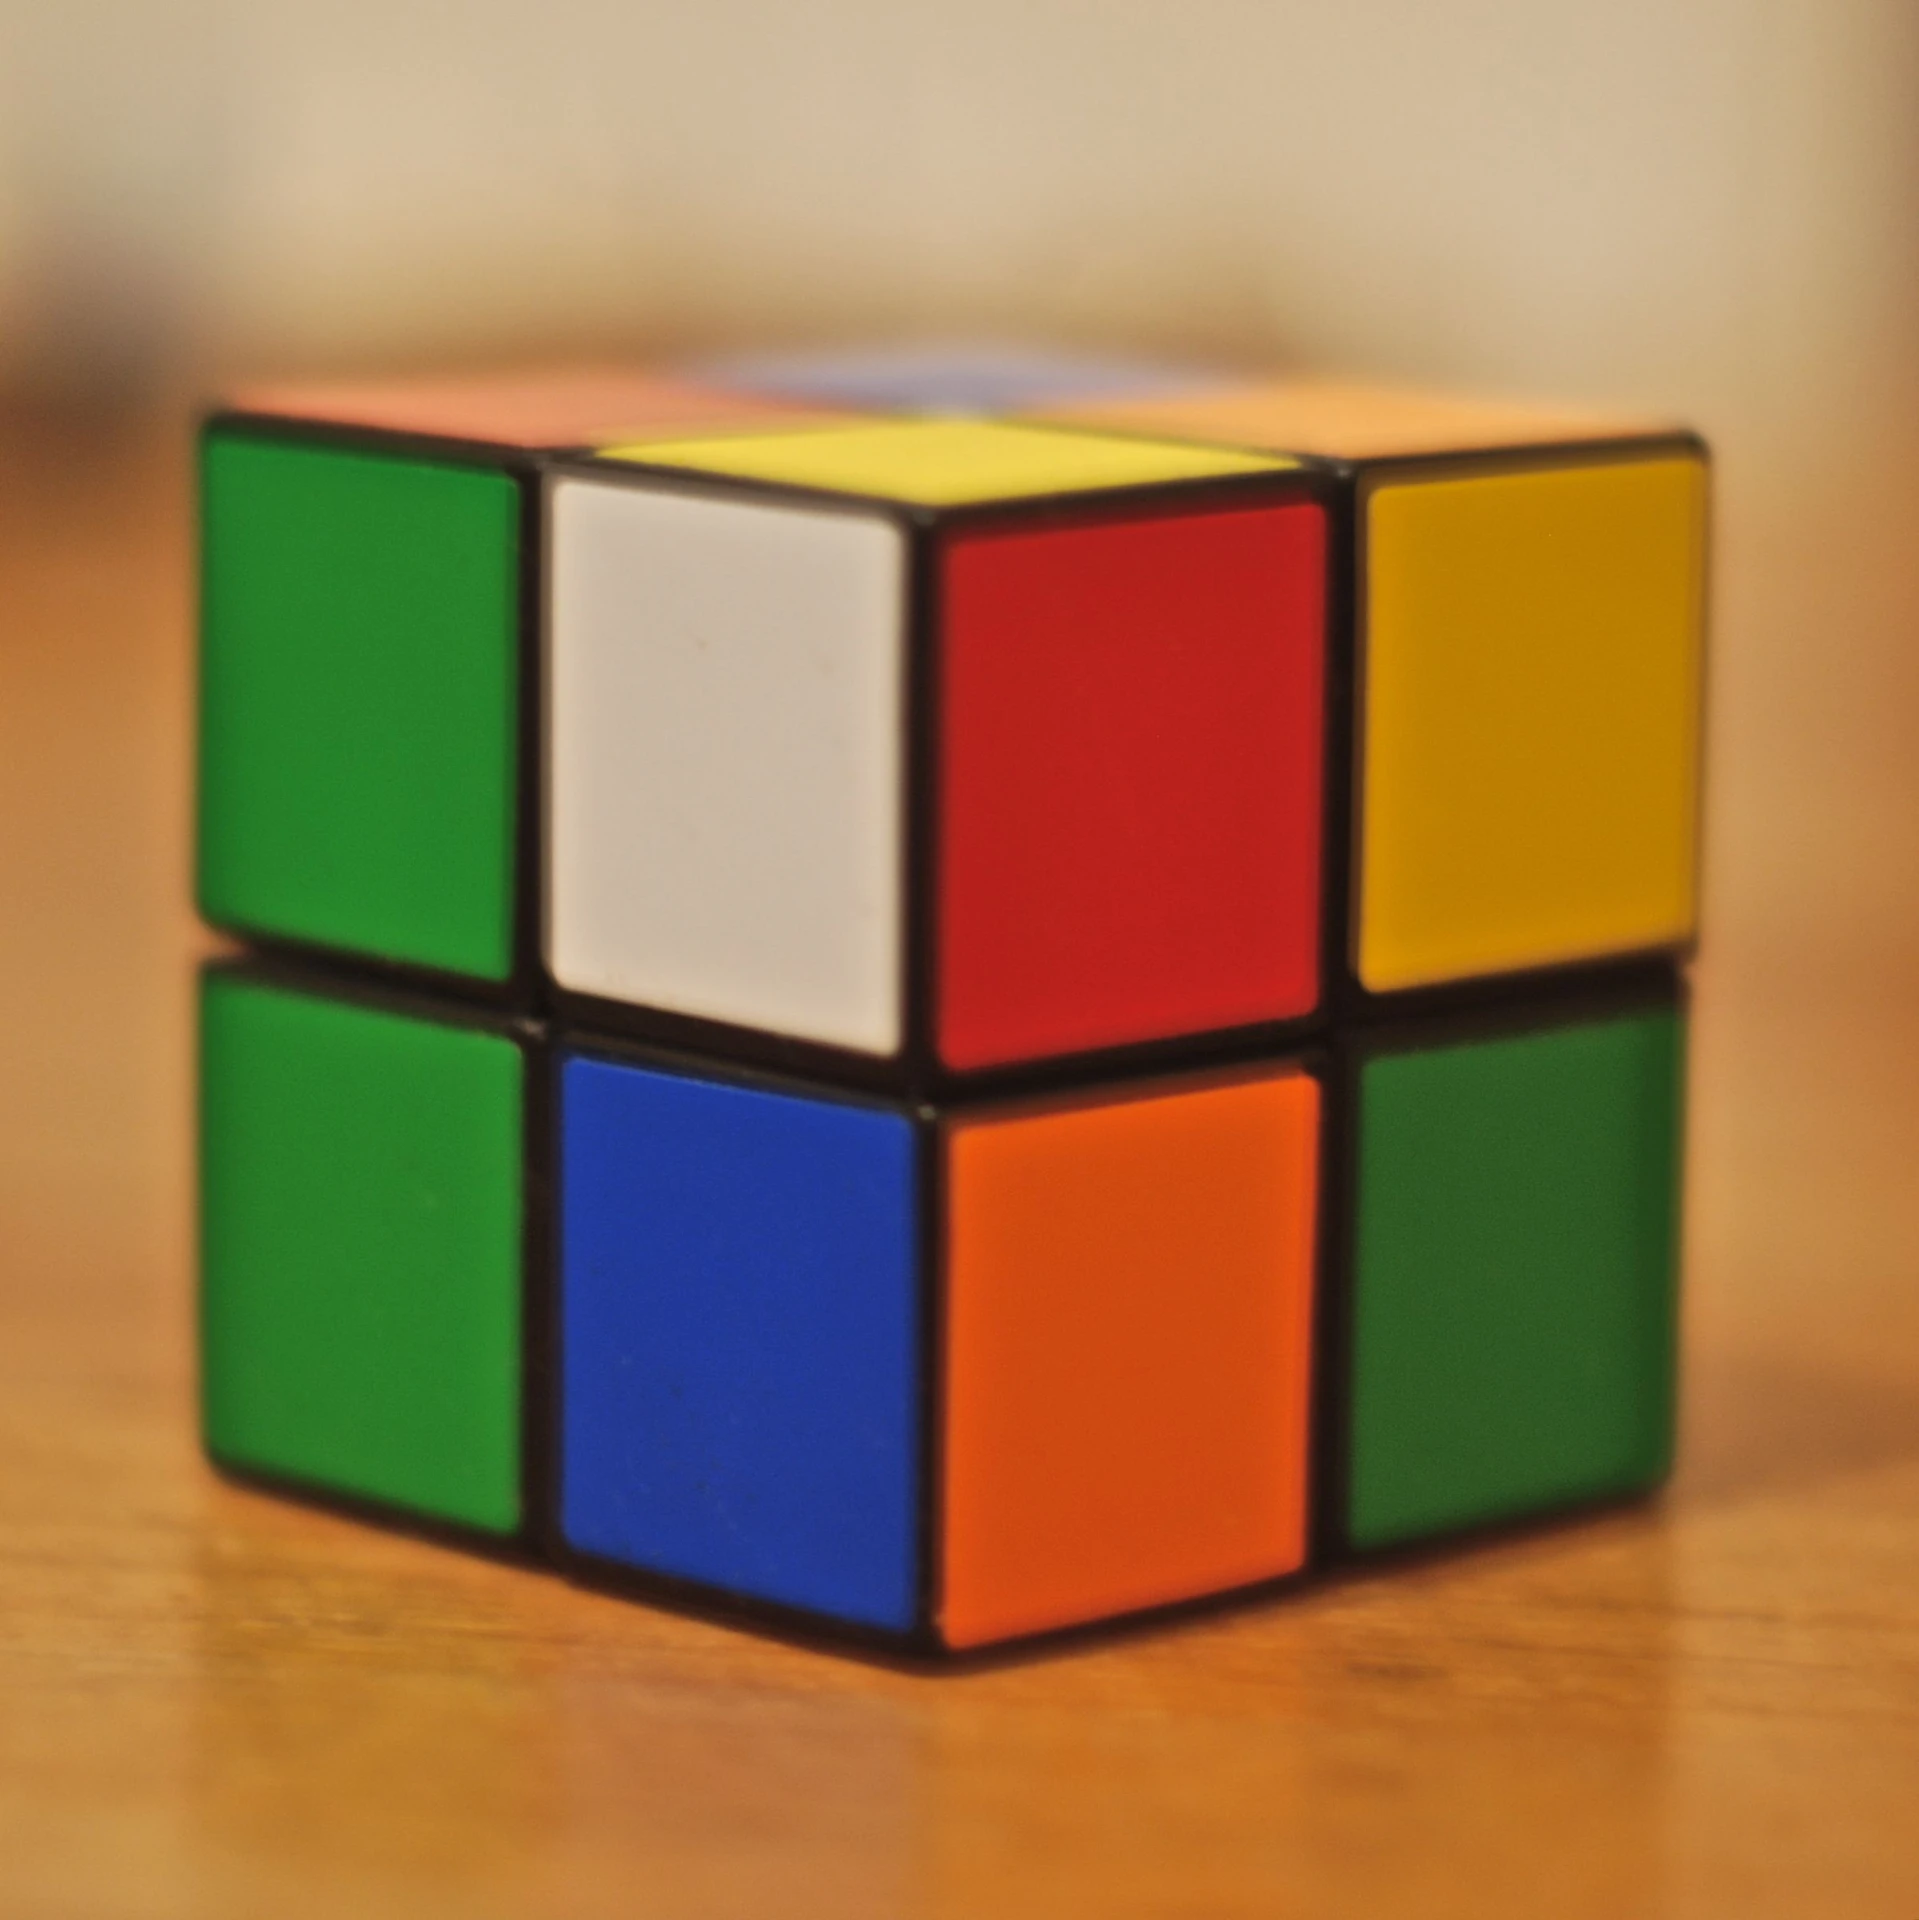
[940,1069,1319,1648]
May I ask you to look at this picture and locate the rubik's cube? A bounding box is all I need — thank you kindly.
[196,351,1703,1654]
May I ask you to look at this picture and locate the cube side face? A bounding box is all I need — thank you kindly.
[198,430,521,982]
[555,1052,924,1635]
[937,1067,1320,1649]
[1355,453,1706,992]
[199,968,527,1535]
[935,500,1327,1069]
[546,477,907,1057]
[1339,1000,1684,1551]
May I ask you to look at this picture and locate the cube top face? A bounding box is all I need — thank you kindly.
[595,418,1294,508]
[200,968,528,1537]
[223,366,847,451]
[554,1039,1321,1649]
[688,342,1231,415]
[1337,996,1683,1551]
[1355,451,1706,992]
[1031,378,1675,462]
[546,457,1329,1079]
[198,427,522,982]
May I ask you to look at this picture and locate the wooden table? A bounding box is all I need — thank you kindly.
[4,413,1917,1918]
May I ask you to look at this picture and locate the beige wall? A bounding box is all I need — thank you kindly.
[0,2,1911,415]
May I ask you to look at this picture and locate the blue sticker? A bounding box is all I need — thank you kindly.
[558,1054,921,1631]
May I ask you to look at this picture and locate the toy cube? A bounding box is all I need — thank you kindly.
[198,371,844,987]
[1034,380,1708,1000]
[1323,980,1685,1553]
[546,418,1330,1080]
[198,961,543,1544]
[555,1039,1319,1649]
[194,357,1705,1658]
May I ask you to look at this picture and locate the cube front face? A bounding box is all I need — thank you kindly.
[1338,999,1684,1551]
[939,1069,1320,1648]
[199,969,527,1536]
[198,431,522,983]
[555,1052,924,1632]
[1355,455,1706,993]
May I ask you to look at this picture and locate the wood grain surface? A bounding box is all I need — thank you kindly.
[3,413,1918,1919]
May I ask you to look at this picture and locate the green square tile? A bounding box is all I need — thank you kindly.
[1345,1004,1683,1549]
[197,430,521,980]
[199,969,526,1534]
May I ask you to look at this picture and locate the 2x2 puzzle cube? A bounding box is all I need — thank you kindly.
[197,355,1703,1654]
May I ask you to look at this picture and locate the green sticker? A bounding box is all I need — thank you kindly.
[198,431,519,979]
[200,971,524,1533]
[1347,1006,1683,1548]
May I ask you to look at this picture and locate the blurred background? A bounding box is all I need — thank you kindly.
[3,4,1918,1906]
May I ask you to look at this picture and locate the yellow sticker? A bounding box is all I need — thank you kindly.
[1357,455,1706,989]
